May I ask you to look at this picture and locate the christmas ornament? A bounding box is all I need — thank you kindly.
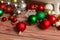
[0,9,4,16]
[25,10,36,17]
[47,15,56,24]
[19,0,26,10]
[16,22,26,32]
[5,5,14,13]
[2,17,7,22]
[0,0,4,3]
[0,3,6,10]
[55,21,60,27]
[27,3,35,10]
[45,4,53,10]
[56,26,60,30]
[11,0,19,3]
[13,3,18,8]
[9,16,14,20]
[36,11,45,20]
[36,4,45,11]
[39,19,50,30]
[28,15,37,24]
[11,17,17,22]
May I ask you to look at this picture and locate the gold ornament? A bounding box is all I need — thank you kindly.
[11,0,19,3]
[0,0,4,3]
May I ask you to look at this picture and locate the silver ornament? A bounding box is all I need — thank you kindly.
[13,3,18,8]
[25,10,36,17]
[56,21,60,27]
[19,0,26,10]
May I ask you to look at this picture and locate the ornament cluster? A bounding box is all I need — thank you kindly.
[0,0,60,34]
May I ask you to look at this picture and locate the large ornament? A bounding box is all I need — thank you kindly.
[36,11,46,20]
[39,19,50,30]
[0,9,4,16]
[16,22,26,32]
[36,4,45,11]
[45,4,53,10]
[28,15,37,24]
[47,15,56,24]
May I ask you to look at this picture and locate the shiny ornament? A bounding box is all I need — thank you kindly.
[11,17,17,22]
[56,21,60,27]
[25,10,36,17]
[27,3,35,10]
[36,11,45,20]
[11,0,19,3]
[0,9,4,16]
[16,22,26,32]
[57,15,60,21]
[2,17,7,22]
[9,16,14,20]
[45,4,53,10]
[47,15,56,24]
[19,0,26,10]
[13,3,18,8]
[39,19,50,30]
[0,0,4,3]
[0,3,6,10]
[28,15,37,24]
[5,5,14,13]
[36,4,45,11]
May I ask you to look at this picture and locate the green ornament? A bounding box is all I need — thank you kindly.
[0,9,4,17]
[36,11,45,20]
[28,15,37,24]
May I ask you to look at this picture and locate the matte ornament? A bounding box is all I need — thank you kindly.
[0,9,4,16]
[47,15,56,24]
[28,15,37,24]
[36,11,45,20]
[39,19,50,30]
[16,22,26,32]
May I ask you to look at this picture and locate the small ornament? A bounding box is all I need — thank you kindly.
[0,9,4,16]
[2,17,7,22]
[5,5,14,13]
[36,4,45,11]
[13,3,18,8]
[39,19,50,30]
[36,11,46,20]
[16,22,26,32]
[47,15,56,24]
[28,15,37,24]
[56,26,60,30]
[25,10,36,17]
[9,16,14,20]
[45,4,53,10]
[19,0,26,10]
[55,21,60,27]
[27,3,35,10]
[0,3,6,10]
[11,17,17,22]
[0,0,4,3]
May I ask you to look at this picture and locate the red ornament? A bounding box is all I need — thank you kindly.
[27,4,35,10]
[39,19,50,30]
[0,3,6,10]
[2,17,7,22]
[9,16,14,20]
[36,4,45,11]
[11,17,17,22]
[57,26,60,30]
[5,5,13,13]
[16,22,26,32]
[47,15,56,24]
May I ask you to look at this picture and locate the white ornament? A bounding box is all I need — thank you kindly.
[45,4,53,10]
[19,0,26,10]
[56,22,60,27]
[25,10,36,17]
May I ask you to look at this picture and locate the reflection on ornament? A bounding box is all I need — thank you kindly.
[45,4,53,10]
[19,0,26,10]
[25,10,36,17]
[13,3,18,8]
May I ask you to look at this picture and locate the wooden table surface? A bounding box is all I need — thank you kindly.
[0,0,60,40]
